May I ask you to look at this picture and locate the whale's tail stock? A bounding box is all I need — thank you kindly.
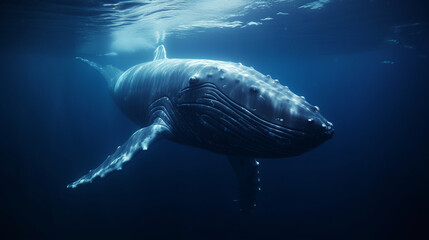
[76,57,123,91]
[76,45,165,89]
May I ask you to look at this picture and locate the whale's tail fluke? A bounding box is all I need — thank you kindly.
[76,57,123,91]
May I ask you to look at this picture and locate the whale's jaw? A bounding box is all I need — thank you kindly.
[176,81,333,158]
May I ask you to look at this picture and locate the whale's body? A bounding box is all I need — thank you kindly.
[70,46,334,211]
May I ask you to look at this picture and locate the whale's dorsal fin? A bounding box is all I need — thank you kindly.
[153,45,167,61]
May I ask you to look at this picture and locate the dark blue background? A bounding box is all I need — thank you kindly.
[1,0,428,239]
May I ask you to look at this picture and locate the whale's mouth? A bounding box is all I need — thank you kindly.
[177,82,317,157]
[323,128,335,139]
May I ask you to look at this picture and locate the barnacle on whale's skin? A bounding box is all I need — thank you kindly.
[70,45,333,212]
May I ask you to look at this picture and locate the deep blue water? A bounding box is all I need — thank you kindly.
[1,0,428,239]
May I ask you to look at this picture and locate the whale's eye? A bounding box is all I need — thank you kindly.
[249,86,259,94]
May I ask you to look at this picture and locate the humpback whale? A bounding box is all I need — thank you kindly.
[69,45,334,211]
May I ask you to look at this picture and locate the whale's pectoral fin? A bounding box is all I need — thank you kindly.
[228,156,261,212]
[67,118,171,189]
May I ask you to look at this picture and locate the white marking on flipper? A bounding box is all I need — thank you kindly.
[67,118,171,188]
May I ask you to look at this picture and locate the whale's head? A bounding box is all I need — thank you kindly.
[264,90,335,153]
[178,61,334,158]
